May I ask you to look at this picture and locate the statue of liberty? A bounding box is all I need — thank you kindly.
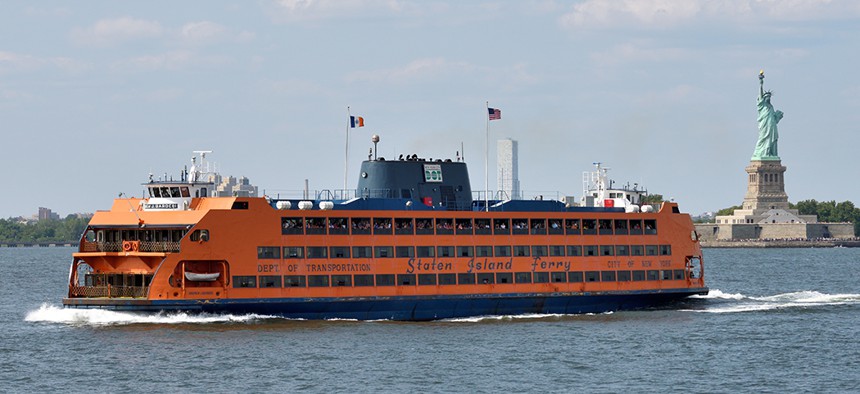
[752,70,784,160]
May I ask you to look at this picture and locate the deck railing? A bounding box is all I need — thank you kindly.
[80,241,180,253]
[69,285,148,298]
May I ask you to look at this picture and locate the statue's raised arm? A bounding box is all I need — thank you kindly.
[752,71,784,161]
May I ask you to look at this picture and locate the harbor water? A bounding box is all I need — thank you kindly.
[2,247,859,393]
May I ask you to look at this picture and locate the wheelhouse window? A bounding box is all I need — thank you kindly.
[257,246,281,259]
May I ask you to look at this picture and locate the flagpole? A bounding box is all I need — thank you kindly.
[345,106,351,195]
[485,101,489,212]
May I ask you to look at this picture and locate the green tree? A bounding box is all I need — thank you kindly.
[716,205,742,217]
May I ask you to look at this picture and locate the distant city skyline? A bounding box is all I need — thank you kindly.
[3,1,860,217]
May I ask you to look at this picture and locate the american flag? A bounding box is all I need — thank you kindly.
[488,107,501,120]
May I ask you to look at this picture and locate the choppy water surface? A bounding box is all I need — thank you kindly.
[3,247,859,393]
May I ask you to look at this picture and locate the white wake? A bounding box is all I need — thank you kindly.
[24,304,278,326]
[684,289,860,313]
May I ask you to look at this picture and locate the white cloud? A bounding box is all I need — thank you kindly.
[590,43,689,66]
[111,50,230,72]
[71,17,163,47]
[179,21,256,46]
[268,0,430,22]
[346,58,478,83]
[181,21,227,43]
[559,0,860,30]
[0,51,89,74]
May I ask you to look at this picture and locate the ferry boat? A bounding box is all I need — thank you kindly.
[64,146,708,320]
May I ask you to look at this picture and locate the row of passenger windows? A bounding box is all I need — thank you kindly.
[258,244,672,259]
[282,217,657,236]
[233,269,688,288]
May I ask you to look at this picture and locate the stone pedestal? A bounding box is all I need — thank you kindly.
[743,160,788,211]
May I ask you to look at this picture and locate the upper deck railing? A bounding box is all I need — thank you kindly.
[80,241,180,253]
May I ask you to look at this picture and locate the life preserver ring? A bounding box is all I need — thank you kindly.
[122,241,133,251]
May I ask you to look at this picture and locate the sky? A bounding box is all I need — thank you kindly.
[2,0,860,218]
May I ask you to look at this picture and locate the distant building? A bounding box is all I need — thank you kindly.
[497,138,521,200]
[37,207,60,221]
[207,174,259,197]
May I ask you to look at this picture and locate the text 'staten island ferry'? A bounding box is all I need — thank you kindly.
[64,145,708,320]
